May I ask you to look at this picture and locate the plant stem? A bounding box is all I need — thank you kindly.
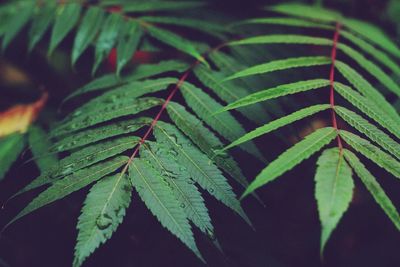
[119,44,225,177]
[329,22,343,150]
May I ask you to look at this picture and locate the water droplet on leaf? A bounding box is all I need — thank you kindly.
[96,214,113,230]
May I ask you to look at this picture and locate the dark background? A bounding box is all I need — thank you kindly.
[1,0,400,266]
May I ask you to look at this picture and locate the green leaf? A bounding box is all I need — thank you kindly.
[230,34,332,47]
[339,131,400,178]
[116,21,143,75]
[2,1,33,51]
[146,25,206,64]
[154,122,251,226]
[108,1,206,12]
[193,65,267,124]
[315,148,354,254]
[129,159,204,261]
[49,3,81,55]
[338,43,400,97]
[15,136,140,198]
[28,4,55,52]
[93,13,123,75]
[71,77,177,118]
[235,17,333,29]
[334,82,400,139]
[140,16,227,38]
[141,142,214,236]
[343,149,400,231]
[232,33,400,97]
[73,173,132,267]
[335,106,400,160]
[243,127,337,198]
[5,156,129,229]
[51,118,150,152]
[343,18,400,58]
[72,7,105,65]
[335,61,400,124]
[166,102,249,189]
[221,104,330,152]
[28,126,58,173]
[65,60,188,100]
[180,82,265,161]
[218,79,330,112]
[224,56,331,81]
[0,134,25,181]
[267,3,341,22]
[340,30,400,75]
[52,97,162,136]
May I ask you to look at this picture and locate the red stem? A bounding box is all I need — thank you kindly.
[120,67,193,174]
[329,22,343,150]
[119,43,227,176]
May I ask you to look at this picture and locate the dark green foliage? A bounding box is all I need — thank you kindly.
[0,1,399,265]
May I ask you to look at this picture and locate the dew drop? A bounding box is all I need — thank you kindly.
[169,149,178,157]
[96,214,113,230]
[209,187,215,193]
[180,203,186,209]
[124,125,134,130]
[86,155,95,161]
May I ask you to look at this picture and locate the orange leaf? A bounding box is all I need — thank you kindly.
[0,92,48,137]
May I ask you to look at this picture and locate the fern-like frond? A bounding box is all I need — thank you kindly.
[343,150,400,230]
[193,64,267,124]
[221,104,330,152]
[335,107,400,160]
[5,156,128,229]
[166,102,249,189]
[180,81,265,161]
[3,1,400,262]
[14,136,140,198]
[50,118,150,152]
[52,97,163,136]
[154,122,251,226]
[334,83,400,138]
[66,60,188,100]
[141,142,214,236]
[129,158,204,261]
[339,131,400,178]
[335,61,400,123]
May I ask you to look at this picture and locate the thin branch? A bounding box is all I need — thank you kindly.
[329,22,343,150]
